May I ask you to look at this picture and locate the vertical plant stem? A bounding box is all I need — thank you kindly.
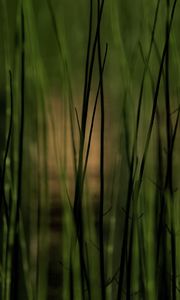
[12,7,25,298]
[97,0,106,299]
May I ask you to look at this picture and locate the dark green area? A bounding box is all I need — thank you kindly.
[0,0,180,299]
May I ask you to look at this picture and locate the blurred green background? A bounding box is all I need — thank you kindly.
[0,0,180,299]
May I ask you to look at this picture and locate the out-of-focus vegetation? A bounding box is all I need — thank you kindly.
[0,0,180,299]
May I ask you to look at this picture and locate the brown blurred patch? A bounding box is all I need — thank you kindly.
[47,93,118,205]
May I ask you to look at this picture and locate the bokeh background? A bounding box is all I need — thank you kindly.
[0,0,180,299]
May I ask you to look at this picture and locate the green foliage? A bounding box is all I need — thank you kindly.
[0,0,180,299]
